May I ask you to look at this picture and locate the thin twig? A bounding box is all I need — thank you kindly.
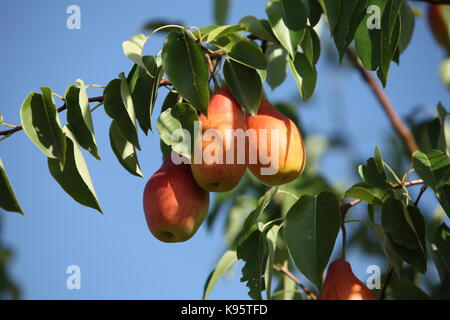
[0,78,172,138]
[204,51,219,90]
[346,49,419,157]
[274,263,317,300]
[379,267,394,300]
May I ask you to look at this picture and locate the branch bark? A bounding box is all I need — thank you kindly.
[346,49,420,157]
[273,263,317,300]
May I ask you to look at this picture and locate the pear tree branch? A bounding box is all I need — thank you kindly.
[346,49,420,157]
[273,263,317,300]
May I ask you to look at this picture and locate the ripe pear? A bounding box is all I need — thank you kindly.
[143,153,210,242]
[428,5,450,52]
[190,87,247,192]
[318,259,376,300]
[245,99,306,186]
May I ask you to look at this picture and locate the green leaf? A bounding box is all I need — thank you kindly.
[223,59,262,116]
[280,0,307,31]
[282,191,341,289]
[434,223,450,271]
[344,182,392,205]
[382,199,426,273]
[20,88,66,163]
[289,52,317,101]
[300,26,321,66]
[398,1,415,55]
[226,40,268,70]
[264,224,280,300]
[127,57,163,134]
[0,159,24,215]
[214,0,231,25]
[65,80,100,160]
[122,33,148,70]
[319,0,342,32]
[156,103,199,159]
[0,113,3,124]
[266,0,305,58]
[48,127,102,213]
[437,184,450,219]
[160,91,179,113]
[103,77,140,150]
[243,187,279,235]
[162,30,210,115]
[372,224,402,276]
[109,121,143,177]
[237,226,268,299]
[239,15,278,43]
[266,45,288,90]
[203,250,237,299]
[390,275,429,300]
[359,148,389,190]
[412,150,450,191]
[205,25,246,43]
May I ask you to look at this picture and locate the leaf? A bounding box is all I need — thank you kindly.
[344,182,392,205]
[109,121,143,177]
[434,223,450,271]
[372,224,402,276]
[359,148,389,190]
[223,59,262,116]
[214,0,231,25]
[280,0,307,31]
[122,33,148,69]
[103,77,140,150]
[318,0,341,32]
[390,275,429,300]
[266,45,288,90]
[160,91,179,113]
[225,40,268,70]
[282,192,341,289]
[203,250,237,299]
[65,80,100,160]
[20,88,66,163]
[382,199,426,273]
[0,159,24,214]
[243,187,279,235]
[300,26,321,66]
[48,127,102,213]
[398,1,415,55]
[156,102,199,159]
[239,15,278,43]
[237,226,268,299]
[437,184,450,219]
[205,25,246,43]
[266,0,305,57]
[142,19,184,33]
[127,57,163,134]
[162,30,210,115]
[0,113,3,124]
[412,150,450,191]
[264,224,280,300]
[289,52,317,101]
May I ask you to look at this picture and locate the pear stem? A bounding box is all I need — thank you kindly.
[204,51,219,91]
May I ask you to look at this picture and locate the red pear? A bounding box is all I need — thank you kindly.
[245,99,306,186]
[318,259,376,300]
[190,87,247,192]
[143,153,210,242]
[427,4,450,52]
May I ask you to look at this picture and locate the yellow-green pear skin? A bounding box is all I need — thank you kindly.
[143,153,210,242]
[190,88,247,192]
[245,99,306,186]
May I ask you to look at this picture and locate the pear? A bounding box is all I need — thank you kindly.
[428,5,450,52]
[143,153,210,242]
[190,87,247,192]
[318,259,376,300]
[245,99,306,186]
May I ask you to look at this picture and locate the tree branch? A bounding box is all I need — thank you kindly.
[0,78,171,137]
[273,263,317,300]
[346,49,420,157]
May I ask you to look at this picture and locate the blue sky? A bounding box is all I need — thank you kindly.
[1,0,449,299]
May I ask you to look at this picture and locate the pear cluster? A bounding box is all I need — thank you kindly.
[143,88,306,242]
